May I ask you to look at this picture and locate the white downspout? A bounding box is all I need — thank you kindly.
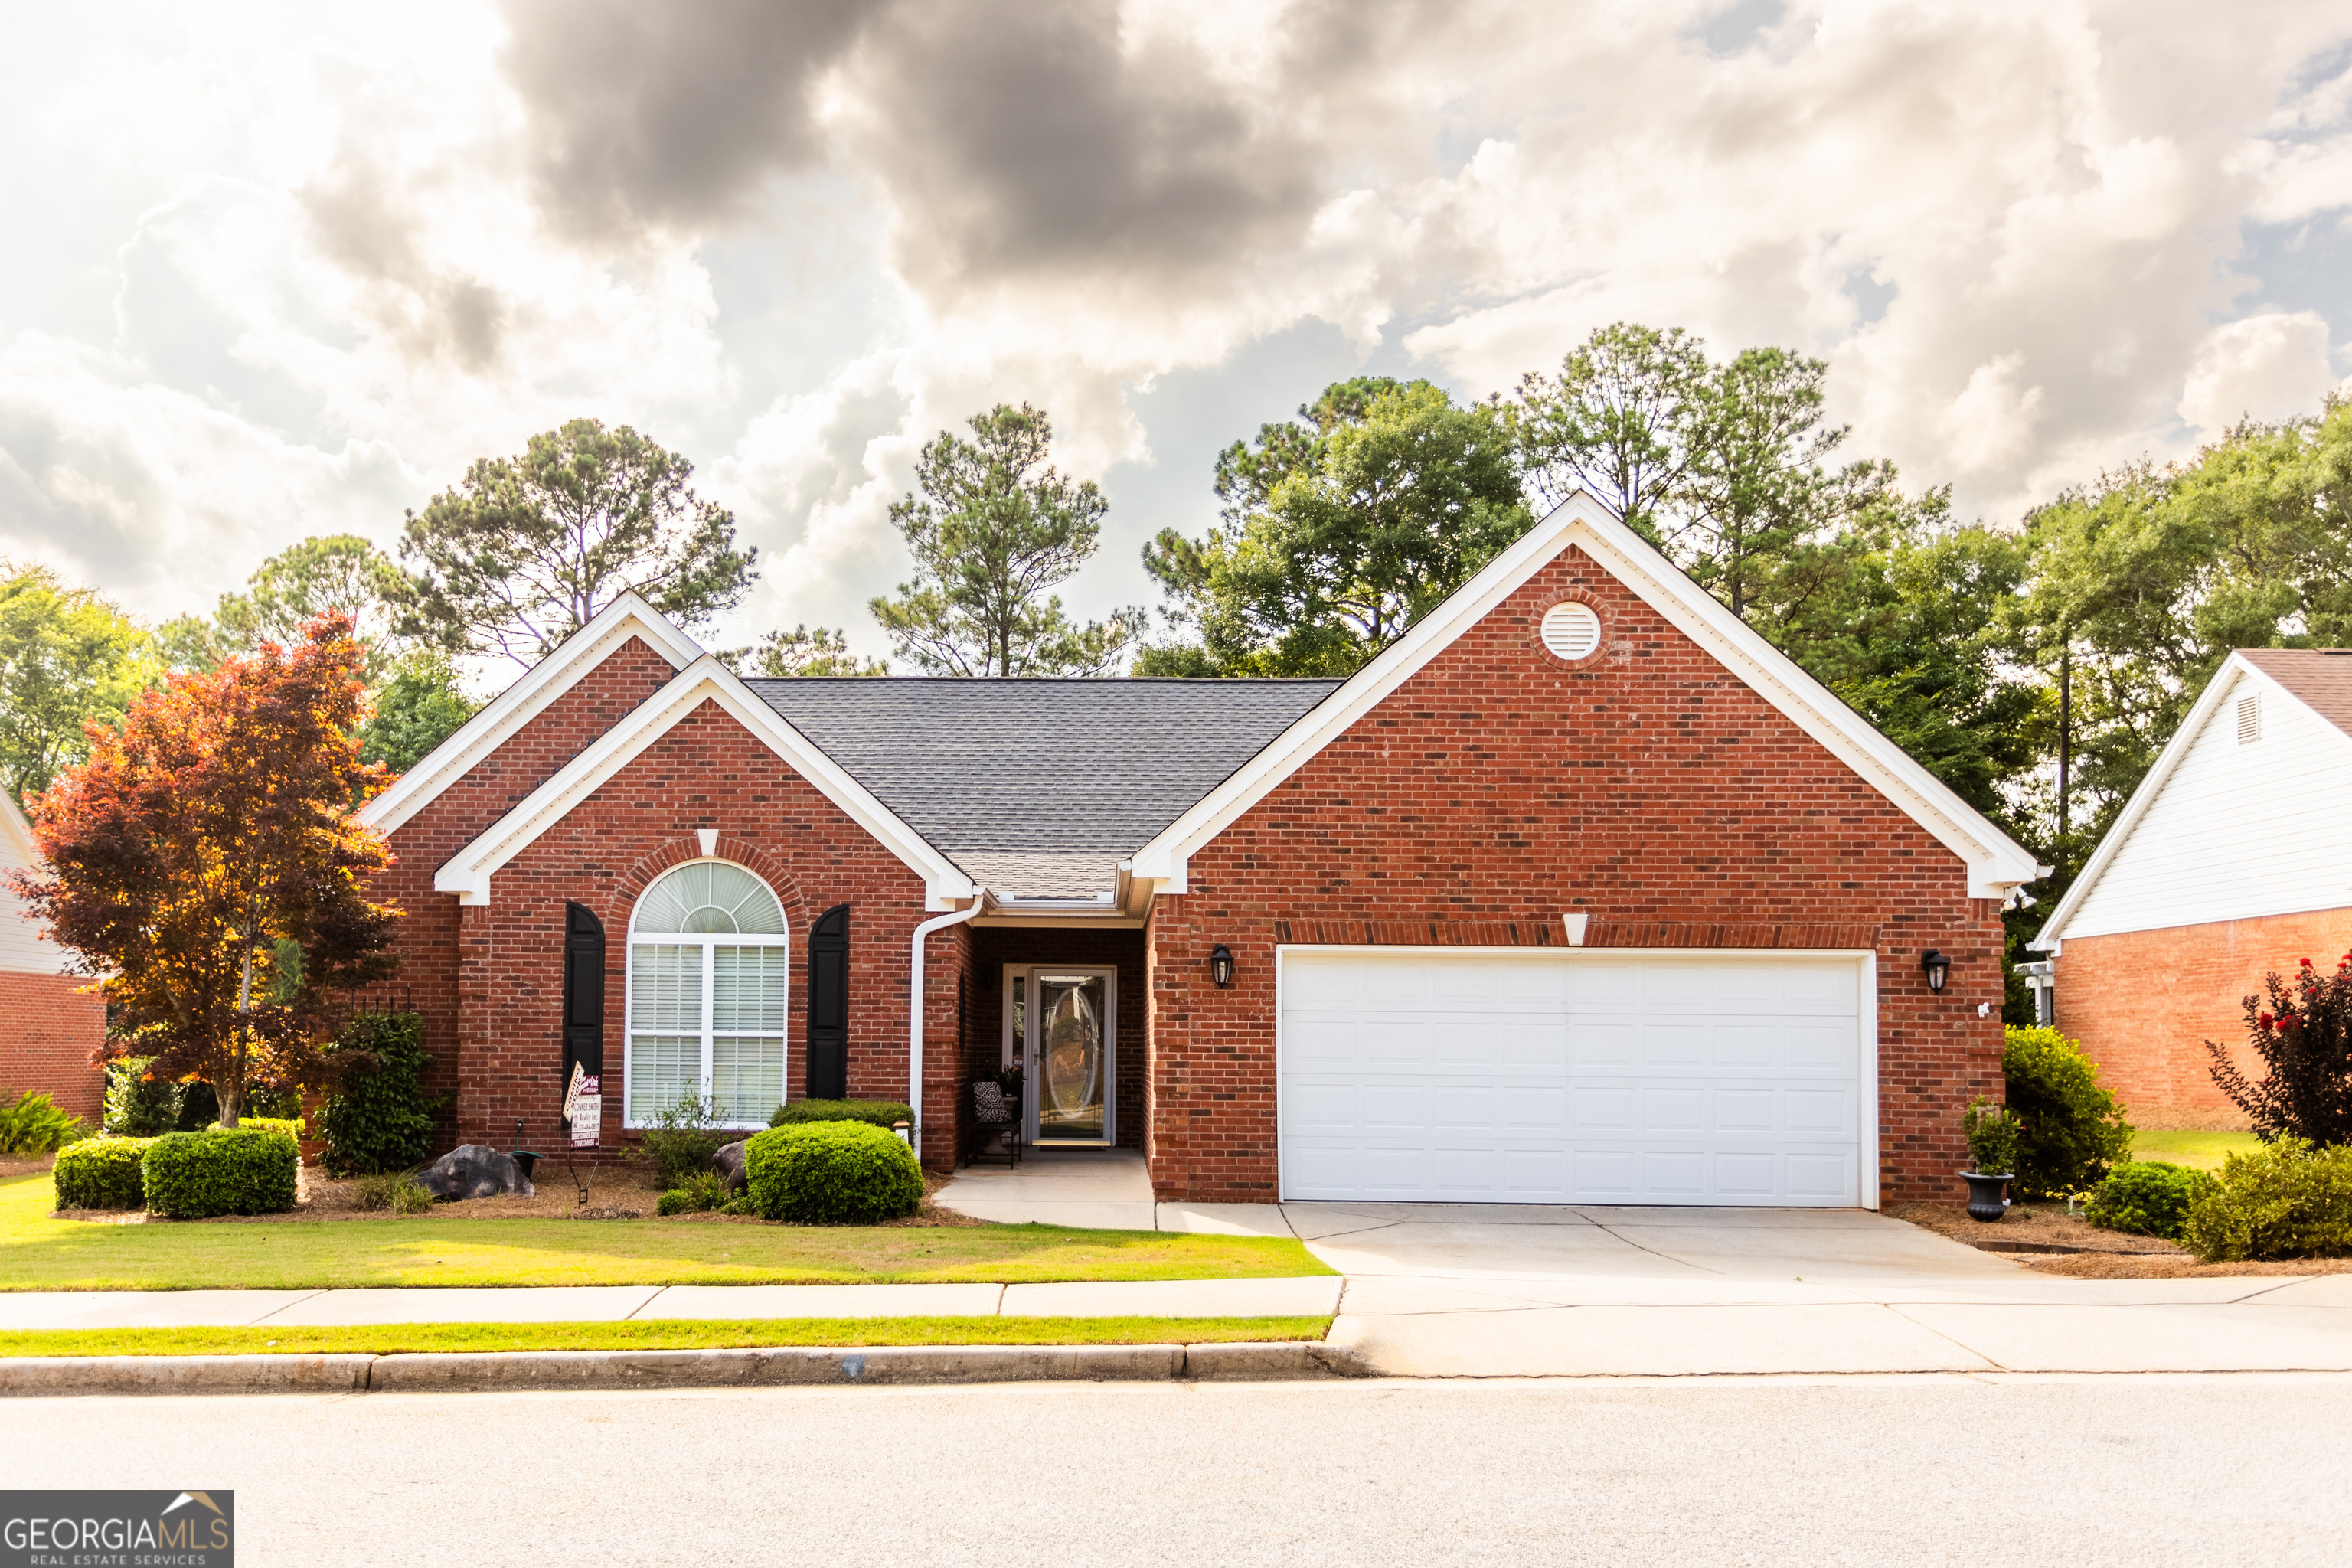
[909,891,988,1161]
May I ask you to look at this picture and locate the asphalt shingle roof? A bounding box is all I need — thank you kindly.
[743,678,1343,889]
[2239,649,2352,740]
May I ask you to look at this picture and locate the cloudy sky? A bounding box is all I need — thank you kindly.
[4,0,2350,667]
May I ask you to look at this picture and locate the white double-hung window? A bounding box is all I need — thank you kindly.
[626,861,789,1128]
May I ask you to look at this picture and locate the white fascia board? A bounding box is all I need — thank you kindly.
[2032,652,2352,951]
[0,789,34,868]
[359,593,706,835]
[1132,491,2043,900]
[433,655,975,910]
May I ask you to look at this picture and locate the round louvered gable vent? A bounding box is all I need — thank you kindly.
[1540,601,1602,662]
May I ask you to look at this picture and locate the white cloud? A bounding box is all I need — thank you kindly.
[2177,311,2342,439]
[3,0,2352,644]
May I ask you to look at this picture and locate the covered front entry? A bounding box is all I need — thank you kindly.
[1001,964,1118,1147]
[1276,947,1874,1207]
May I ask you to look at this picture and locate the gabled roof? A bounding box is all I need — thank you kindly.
[432,657,976,910]
[2236,649,2352,740]
[2033,648,2352,949]
[1128,490,2048,900]
[746,677,1340,857]
[358,593,704,836]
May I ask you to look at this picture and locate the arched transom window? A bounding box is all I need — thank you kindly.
[627,861,789,1127]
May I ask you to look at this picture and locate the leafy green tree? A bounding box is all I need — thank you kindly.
[1139,378,1529,676]
[723,626,888,678]
[397,419,758,665]
[1514,323,1708,538]
[160,534,434,675]
[358,650,480,773]
[0,562,158,802]
[871,403,1137,676]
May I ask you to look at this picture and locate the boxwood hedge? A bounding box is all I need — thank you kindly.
[52,1135,153,1210]
[768,1099,916,1132]
[744,1121,923,1224]
[141,1128,299,1219]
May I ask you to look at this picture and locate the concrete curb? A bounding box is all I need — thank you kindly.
[0,1341,1370,1396]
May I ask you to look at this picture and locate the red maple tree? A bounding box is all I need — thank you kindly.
[11,612,402,1124]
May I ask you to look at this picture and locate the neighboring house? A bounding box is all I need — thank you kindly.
[360,492,2041,1208]
[2032,649,2352,1128]
[0,791,104,1122]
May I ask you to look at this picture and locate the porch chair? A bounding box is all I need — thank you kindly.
[967,1080,1024,1168]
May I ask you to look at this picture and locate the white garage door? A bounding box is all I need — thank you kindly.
[1279,949,1870,1207]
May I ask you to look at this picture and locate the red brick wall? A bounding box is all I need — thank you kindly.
[0,970,105,1123]
[377,636,682,1142]
[457,699,963,1167]
[1146,544,2007,1206]
[2054,908,2352,1129]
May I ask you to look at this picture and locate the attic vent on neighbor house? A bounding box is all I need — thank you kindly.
[2237,692,2262,743]
[1541,601,1602,662]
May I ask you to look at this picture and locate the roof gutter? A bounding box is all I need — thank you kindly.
[910,890,991,1158]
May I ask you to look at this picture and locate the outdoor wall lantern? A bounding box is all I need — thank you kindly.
[1919,949,1951,994]
[1209,944,1236,988]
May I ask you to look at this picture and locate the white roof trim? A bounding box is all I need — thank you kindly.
[358,593,705,834]
[1129,491,2045,900]
[2033,652,2352,951]
[0,789,34,867]
[433,655,976,910]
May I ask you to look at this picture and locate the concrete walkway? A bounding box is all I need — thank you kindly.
[933,1146,1158,1229]
[0,1276,1344,1330]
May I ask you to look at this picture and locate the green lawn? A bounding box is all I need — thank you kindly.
[2131,1129,2262,1171]
[0,1315,1333,1358]
[0,1175,1330,1292]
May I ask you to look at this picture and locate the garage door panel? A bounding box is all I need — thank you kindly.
[1282,950,1866,1207]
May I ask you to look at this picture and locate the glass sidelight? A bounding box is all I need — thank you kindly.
[1003,966,1114,1145]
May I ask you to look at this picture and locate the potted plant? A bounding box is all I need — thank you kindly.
[1959,1096,2020,1222]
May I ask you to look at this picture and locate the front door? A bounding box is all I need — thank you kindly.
[1004,966,1116,1146]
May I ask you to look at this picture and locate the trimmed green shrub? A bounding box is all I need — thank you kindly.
[52,1135,152,1210]
[641,1092,730,1187]
[205,1116,305,1142]
[744,1121,923,1225]
[0,1090,87,1155]
[2183,1137,2352,1263]
[2004,1026,2133,1198]
[315,1011,442,1177]
[141,1129,299,1219]
[769,1099,917,1132]
[2086,1160,2217,1240]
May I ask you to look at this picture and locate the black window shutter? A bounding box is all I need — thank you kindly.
[806,903,850,1100]
[563,901,605,1083]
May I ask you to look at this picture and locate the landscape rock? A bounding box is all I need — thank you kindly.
[712,1139,748,1193]
[418,1145,535,1201]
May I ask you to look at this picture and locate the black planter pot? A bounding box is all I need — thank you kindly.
[1960,1171,2011,1222]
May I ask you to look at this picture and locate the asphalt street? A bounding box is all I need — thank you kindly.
[9,1374,2351,1566]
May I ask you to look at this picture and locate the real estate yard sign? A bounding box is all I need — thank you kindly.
[562,1062,600,1148]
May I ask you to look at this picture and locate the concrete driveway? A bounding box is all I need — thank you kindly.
[1161,1200,2352,1377]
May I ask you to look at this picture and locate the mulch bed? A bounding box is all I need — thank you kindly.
[1890,1200,2352,1279]
[26,1151,995,1229]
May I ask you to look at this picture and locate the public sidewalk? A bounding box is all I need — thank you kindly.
[0,1276,1344,1331]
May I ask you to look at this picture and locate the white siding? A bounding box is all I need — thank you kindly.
[2064,668,2352,939]
[0,799,64,975]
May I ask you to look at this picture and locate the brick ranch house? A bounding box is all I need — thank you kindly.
[2030,649,2352,1128]
[0,791,105,1124]
[359,492,2043,1208]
